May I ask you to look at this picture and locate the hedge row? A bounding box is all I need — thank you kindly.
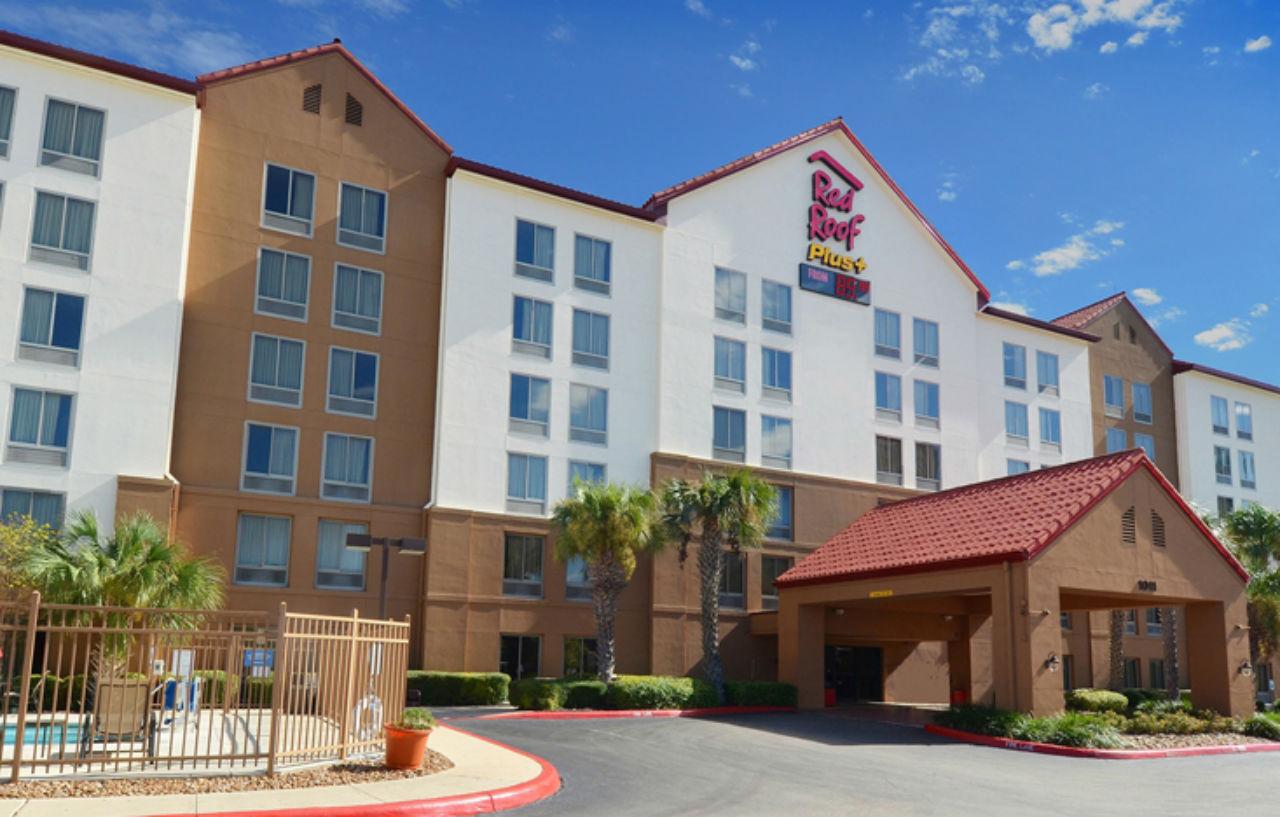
[507,676,797,711]
[406,671,510,706]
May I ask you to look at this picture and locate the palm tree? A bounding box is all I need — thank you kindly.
[1220,504,1280,670]
[660,469,776,701]
[1108,610,1125,690]
[552,481,664,683]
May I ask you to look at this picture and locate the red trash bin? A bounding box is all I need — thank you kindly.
[950,689,967,706]
[824,687,837,707]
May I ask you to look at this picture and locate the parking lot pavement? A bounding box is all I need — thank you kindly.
[457,711,1280,817]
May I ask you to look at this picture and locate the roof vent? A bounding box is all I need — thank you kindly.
[1122,506,1136,544]
[302,84,322,114]
[345,93,363,126]
[1151,511,1166,547]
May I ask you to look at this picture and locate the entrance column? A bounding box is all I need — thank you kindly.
[1185,599,1253,717]
[947,621,972,705]
[778,599,825,709]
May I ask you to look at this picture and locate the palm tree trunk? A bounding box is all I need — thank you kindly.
[1162,606,1179,701]
[591,552,627,684]
[698,524,725,702]
[1108,610,1125,690]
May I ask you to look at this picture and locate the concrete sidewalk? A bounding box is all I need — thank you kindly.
[0,725,558,817]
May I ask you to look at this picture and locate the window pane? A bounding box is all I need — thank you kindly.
[1106,428,1127,453]
[62,199,94,253]
[515,220,535,265]
[269,427,296,476]
[290,171,314,220]
[72,106,104,161]
[50,294,84,350]
[41,393,71,448]
[9,389,42,444]
[508,454,527,498]
[353,353,377,400]
[534,224,554,269]
[20,289,54,346]
[32,192,65,248]
[264,165,291,215]
[0,87,15,141]
[42,100,75,153]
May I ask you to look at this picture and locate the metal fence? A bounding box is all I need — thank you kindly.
[0,593,409,780]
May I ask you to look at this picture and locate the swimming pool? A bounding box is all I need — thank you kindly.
[1,721,80,746]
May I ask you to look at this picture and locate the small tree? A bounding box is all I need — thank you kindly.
[0,515,58,599]
[660,469,776,701]
[552,481,664,683]
[1220,504,1280,670]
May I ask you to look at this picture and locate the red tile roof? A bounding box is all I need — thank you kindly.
[777,450,1247,588]
[0,30,197,94]
[1173,360,1280,397]
[1050,292,1127,330]
[197,40,451,154]
[447,157,661,223]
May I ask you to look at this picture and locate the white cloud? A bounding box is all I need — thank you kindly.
[1007,219,1126,277]
[937,176,959,202]
[1195,318,1253,352]
[1251,303,1269,318]
[1131,287,1162,305]
[1026,0,1186,53]
[1006,260,1026,270]
[281,0,408,15]
[1147,306,1185,327]
[743,38,761,55]
[990,300,1030,315]
[1125,30,1148,47]
[729,83,752,98]
[548,23,573,43]
[1244,149,1260,165]
[1084,81,1109,99]
[1246,35,1272,53]
[864,8,874,19]
[685,0,711,18]
[902,2,1009,85]
[1203,45,1220,54]
[1100,40,1118,53]
[729,55,756,71]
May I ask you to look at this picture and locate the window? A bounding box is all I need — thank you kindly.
[321,433,373,502]
[7,388,71,467]
[1130,382,1153,425]
[1215,445,1232,485]
[1241,451,1256,490]
[0,488,64,529]
[1123,658,1140,689]
[874,309,900,358]
[234,513,290,587]
[876,435,903,486]
[1002,343,1026,389]
[1237,403,1253,441]
[760,556,793,611]
[1104,375,1125,418]
[327,347,378,417]
[1145,660,1163,691]
[31,191,94,269]
[19,287,84,366]
[509,374,550,437]
[875,372,901,422]
[1211,395,1229,435]
[1134,433,1155,460]
[916,442,941,491]
[719,552,745,609]
[713,406,746,462]
[1106,428,1127,454]
[1035,351,1059,395]
[573,234,611,294]
[571,309,610,369]
[762,280,791,334]
[241,423,297,494]
[714,268,746,323]
[564,637,598,677]
[1004,401,1028,444]
[1124,609,1137,636]
[1039,408,1061,451]
[1007,459,1030,475]
[768,486,793,540]
[315,520,367,590]
[40,98,104,176]
[507,453,548,514]
[515,220,554,281]
[0,86,14,157]
[714,337,746,392]
[1256,662,1273,695]
[513,296,553,358]
[762,348,792,401]
[568,461,605,492]
[914,380,940,429]
[762,415,792,469]
[569,384,608,445]
[1062,654,1075,692]
[1218,496,1235,517]
[332,265,383,334]
[500,634,540,680]
[565,556,591,601]
[1146,608,1163,637]
[502,533,543,597]
[337,182,387,253]
[1061,613,1072,630]
[262,163,316,236]
[913,319,939,367]
[256,248,310,321]
[248,334,304,407]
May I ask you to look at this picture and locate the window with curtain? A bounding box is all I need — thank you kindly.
[573,234,611,293]
[875,372,901,420]
[714,268,746,323]
[1215,445,1232,484]
[337,182,387,252]
[876,435,903,485]
[512,296,553,357]
[509,373,550,436]
[1211,396,1230,435]
[1135,433,1155,460]
[248,334,304,407]
[1241,451,1256,490]
[1007,459,1030,475]
[515,219,555,280]
[718,552,745,609]
[234,513,291,586]
[40,98,105,175]
[1036,351,1059,394]
[714,337,746,391]
[1132,382,1153,424]
[762,280,791,333]
[0,86,15,157]
[914,380,940,428]
[333,265,383,334]
[1039,408,1062,448]
[241,423,297,494]
[1236,402,1253,440]
[1106,428,1127,453]
[874,309,900,358]
[0,489,64,529]
[913,318,939,367]
[503,533,544,596]
[916,442,941,491]
[31,191,95,269]
[327,347,378,416]
[568,461,605,493]
[1005,401,1028,442]
[1002,343,1026,389]
[315,520,368,590]
[8,388,72,455]
[761,415,792,469]
[571,309,609,369]
[762,348,792,400]
[19,287,84,363]
[256,248,310,320]
[262,163,316,235]
[713,406,746,462]
[506,453,548,512]
[569,384,608,444]
[322,433,373,502]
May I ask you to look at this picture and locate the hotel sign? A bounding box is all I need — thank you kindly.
[799,150,870,306]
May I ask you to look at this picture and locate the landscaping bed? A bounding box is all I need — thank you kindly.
[507,675,798,712]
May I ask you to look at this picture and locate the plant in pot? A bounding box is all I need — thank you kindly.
[384,707,436,770]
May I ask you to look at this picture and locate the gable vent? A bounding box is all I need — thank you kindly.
[1122,506,1136,544]
[1151,510,1166,547]
[345,93,363,126]
[302,84,322,114]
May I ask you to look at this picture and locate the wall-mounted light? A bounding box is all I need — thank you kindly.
[1044,652,1061,673]
[1239,659,1254,677]
[1234,624,1252,631]
[831,608,845,616]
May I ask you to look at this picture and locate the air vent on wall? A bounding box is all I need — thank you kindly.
[302,84,322,114]
[345,93,363,126]
[1151,511,1166,547]
[1122,506,1136,544]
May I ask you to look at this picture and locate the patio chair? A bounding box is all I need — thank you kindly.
[78,678,157,758]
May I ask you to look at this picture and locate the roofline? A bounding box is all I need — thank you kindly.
[0,30,197,95]
[1172,360,1280,398]
[1050,291,1126,329]
[197,40,451,154]
[643,118,991,304]
[447,157,662,223]
[980,306,1101,343]
[775,550,1025,590]
[1053,292,1175,358]
[1134,455,1249,581]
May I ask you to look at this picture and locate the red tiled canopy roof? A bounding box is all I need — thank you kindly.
[1050,292,1127,330]
[777,450,1248,588]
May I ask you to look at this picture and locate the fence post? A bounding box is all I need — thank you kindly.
[11,591,40,783]
[338,608,360,760]
[266,601,288,776]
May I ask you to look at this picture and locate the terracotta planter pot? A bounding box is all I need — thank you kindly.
[384,723,432,770]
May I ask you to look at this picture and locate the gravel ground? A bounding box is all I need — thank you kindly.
[1123,732,1275,749]
[0,750,453,799]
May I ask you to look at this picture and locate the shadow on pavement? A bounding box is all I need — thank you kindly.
[668,710,955,748]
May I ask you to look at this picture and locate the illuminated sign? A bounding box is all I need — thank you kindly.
[799,263,869,305]
[799,150,871,305]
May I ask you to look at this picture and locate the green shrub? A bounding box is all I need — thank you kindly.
[193,670,240,706]
[1064,688,1128,714]
[1121,688,1165,710]
[933,705,1024,738]
[241,676,274,705]
[609,675,718,710]
[562,680,608,709]
[1045,712,1128,749]
[510,678,567,711]
[405,671,510,706]
[1243,714,1280,740]
[396,707,437,731]
[1135,697,1191,715]
[722,681,798,708]
[1124,711,1206,735]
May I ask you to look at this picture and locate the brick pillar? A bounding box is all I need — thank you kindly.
[1186,599,1253,717]
[779,600,825,709]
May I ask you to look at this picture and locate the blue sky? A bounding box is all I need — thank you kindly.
[4,1,1278,381]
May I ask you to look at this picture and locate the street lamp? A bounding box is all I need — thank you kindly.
[345,533,427,619]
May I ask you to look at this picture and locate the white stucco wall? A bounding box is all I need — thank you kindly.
[0,46,199,525]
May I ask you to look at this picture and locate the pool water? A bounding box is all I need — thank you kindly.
[2,722,80,746]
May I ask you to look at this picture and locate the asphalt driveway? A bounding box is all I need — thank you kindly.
[451,711,1279,817]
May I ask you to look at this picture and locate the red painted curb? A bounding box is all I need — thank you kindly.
[925,723,1280,759]
[472,705,795,720]
[139,726,559,817]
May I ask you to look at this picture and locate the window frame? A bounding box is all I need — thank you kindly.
[506,452,548,515]
[568,383,608,445]
[760,555,794,610]
[712,406,746,463]
[915,441,941,491]
[1036,351,1059,395]
[1004,401,1029,445]
[17,286,84,367]
[326,346,379,418]
[1132,382,1153,425]
[1002,343,1026,390]
[509,373,551,438]
[567,461,606,494]
[767,486,794,541]
[761,347,792,402]
[1134,433,1155,460]
[761,279,792,334]
[499,634,541,681]
[512,295,553,358]
[761,414,792,470]
[913,318,939,368]
[260,162,316,237]
[335,181,388,254]
[1240,450,1257,490]
[914,380,940,429]
[1124,609,1138,636]
[564,554,592,602]
[233,512,292,588]
[563,636,598,676]
[874,309,900,359]
[314,519,368,591]
[319,432,374,503]
[1104,375,1125,418]
[571,308,610,370]
[1236,402,1253,441]
[1146,608,1163,638]
[1106,427,1127,454]
[255,247,311,322]
[875,371,902,423]
[573,232,611,294]
[1039,407,1062,451]
[714,267,747,324]
[514,218,555,282]
[6,387,73,467]
[39,96,106,177]
[718,551,746,610]
[1214,445,1233,485]
[713,336,746,393]
[1007,459,1030,475]
[331,264,384,335]
[29,190,95,270]
[246,332,306,408]
[0,487,64,529]
[1211,395,1230,435]
[876,435,903,486]
[239,421,299,496]
[0,84,15,158]
[502,533,544,598]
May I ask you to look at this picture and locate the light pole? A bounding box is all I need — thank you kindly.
[345,534,427,620]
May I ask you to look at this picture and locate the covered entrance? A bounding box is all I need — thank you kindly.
[773,451,1255,717]
[826,646,883,702]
